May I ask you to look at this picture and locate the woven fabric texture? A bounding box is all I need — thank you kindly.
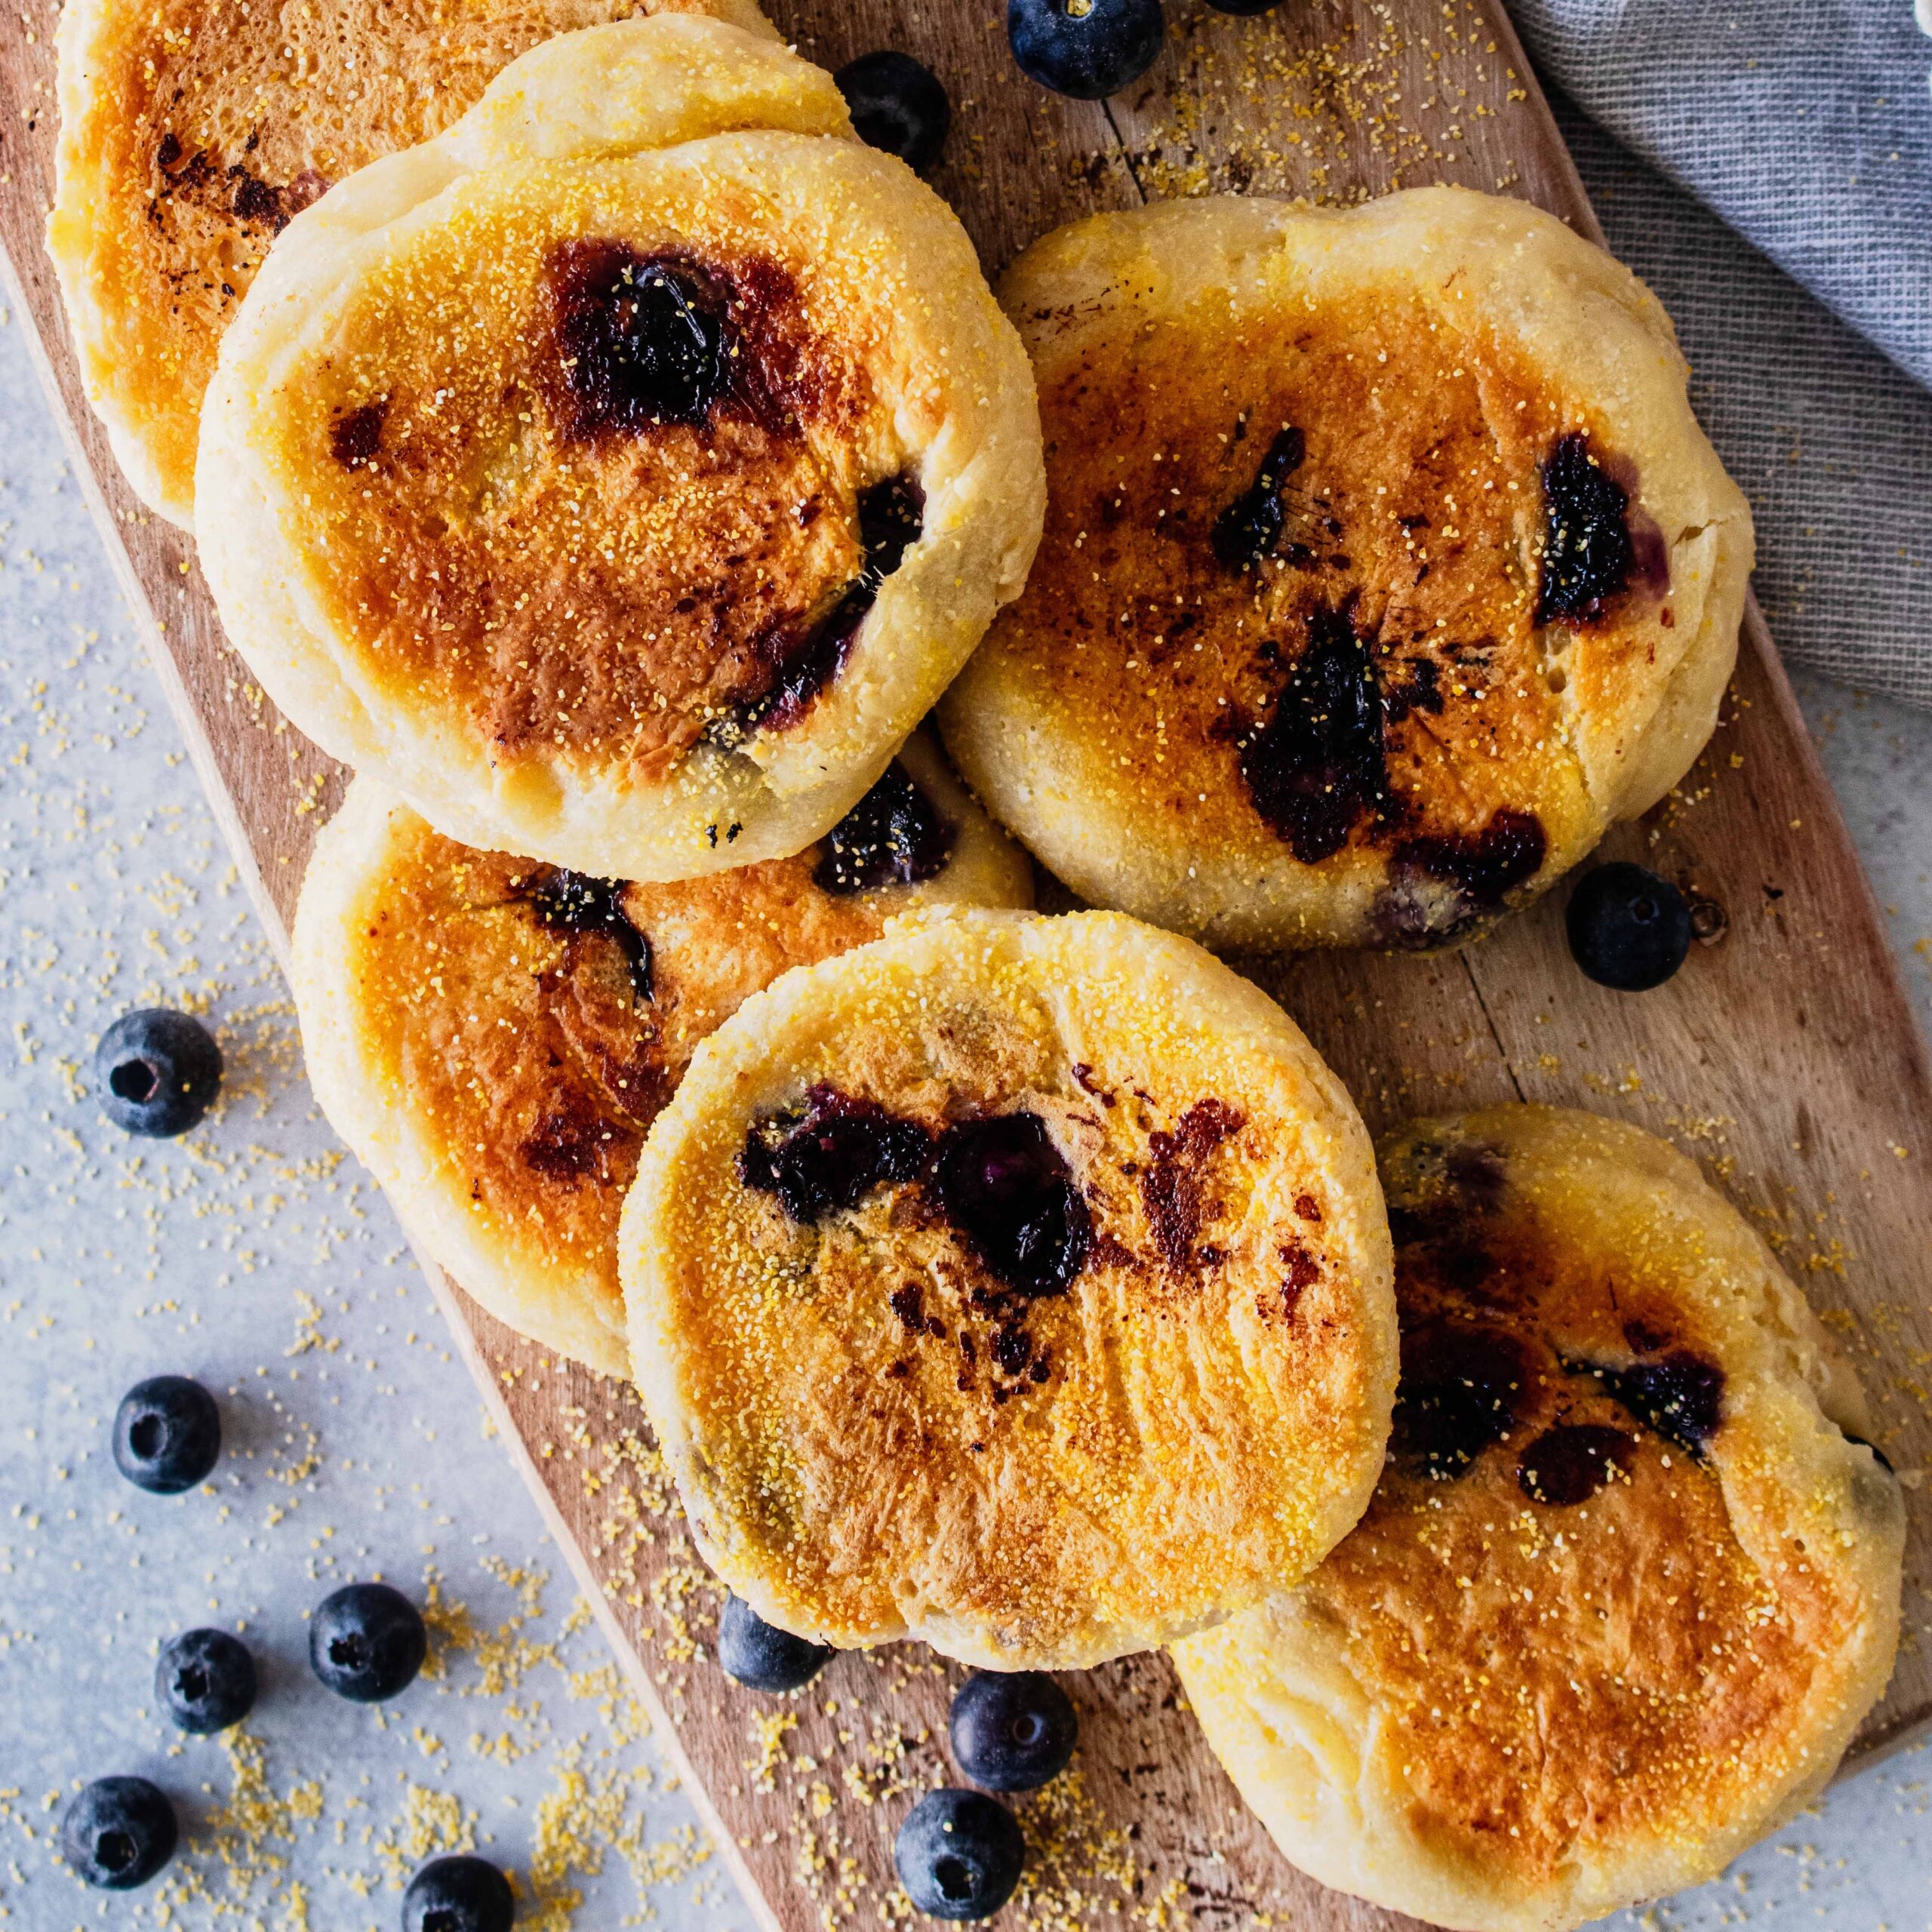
[1512,2,1932,708]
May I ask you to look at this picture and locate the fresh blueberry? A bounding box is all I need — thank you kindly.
[155,1628,257,1734]
[309,1582,427,1703]
[949,1672,1078,1791]
[835,52,951,173]
[1565,863,1691,992]
[1007,0,1164,100]
[404,1854,517,1932]
[112,1375,220,1494]
[716,1593,834,1692]
[60,1776,177,1889]
[894,1788,1025,1920]
[94,1008,222,1137]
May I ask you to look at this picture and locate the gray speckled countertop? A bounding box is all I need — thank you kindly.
[0,293,1927,1932]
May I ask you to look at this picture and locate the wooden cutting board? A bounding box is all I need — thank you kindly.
[5,0,1930,1926]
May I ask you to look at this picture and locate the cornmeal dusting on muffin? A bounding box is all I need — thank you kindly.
[269,171,909,775]
[1174,1106,1904,1931]
[624,910,1396,1669]
[48,0,764,515]
[348,816,889,1310]
[943,190,1752,952]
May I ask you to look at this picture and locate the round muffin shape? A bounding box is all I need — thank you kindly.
[620,908,1396,1669]
[1172,1106,1903,1932]
[196,20,1044,882]
[48,0,781,527]
[292,735,1030,1377]
[940,189,1754,953]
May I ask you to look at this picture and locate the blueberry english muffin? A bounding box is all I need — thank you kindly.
[619,908,1398,1669]
[49,0,780,527]
[1173,1106,1903,1932]
[940,189,1754,953]
[294,735,1031,1377]
[197,19,1044,881]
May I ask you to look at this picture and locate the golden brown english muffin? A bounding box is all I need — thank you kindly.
[195,20,1044,882]
[293,734,1032,1377]
[1173,1106,1903,1932]
[620,908,1397,1669]
[48,0,780,525]
[940,189,1755,953]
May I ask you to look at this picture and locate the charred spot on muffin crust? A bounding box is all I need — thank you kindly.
[329,400,386,470]
[1140,1099,1245,1271]
[1211,426,1307,571]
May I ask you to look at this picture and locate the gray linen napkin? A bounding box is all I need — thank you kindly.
[1509,2,1932,709]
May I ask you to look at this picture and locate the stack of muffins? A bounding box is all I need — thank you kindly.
[47,8,1903,1927]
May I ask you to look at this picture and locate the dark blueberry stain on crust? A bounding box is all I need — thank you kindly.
[731,472,926,737]
[329,401,386,469]
[1237,602,1389,863]
[1140,1100,1245,1270]
[740,1086,931,1225]
[1381,656,1443,723]
[1391,808,1548,907]
[1392,1321,1530,1480]
[515,869,652,1004]
[1537,431,1635,623]
[931,1112,1091,1300]
[231,171,281,225]
[518,1091,613,1185]
[152,135,328,242]
[740,1092,1089,1304]
[1278,1238,1321,1319]
[549,242,729,439]
[1564,1349,1725,1460]
[989,1323,1033,1374]
[813,761,956,896]
[1367,808,1549,950]
[741,1096,1091,1386]
[1211,426,1306,570]
[1517,1423,1637,1506]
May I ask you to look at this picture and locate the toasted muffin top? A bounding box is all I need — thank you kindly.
[197,24,1043,880]
[292,736,1032,1375]
[940,190,1753,952]
[620,909,1397,1669]
[1173,1106,1903,1932]
[48,0,777,523]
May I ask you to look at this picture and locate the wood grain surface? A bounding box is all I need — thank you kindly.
[4,0,1931,1927]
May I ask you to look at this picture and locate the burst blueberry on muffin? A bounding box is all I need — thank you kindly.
[196,17,1043,880]
[941,189,1753,952]
[620,907,1398,1668]
[1174,1105,1903,1932]
[292,735,1031,1376]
